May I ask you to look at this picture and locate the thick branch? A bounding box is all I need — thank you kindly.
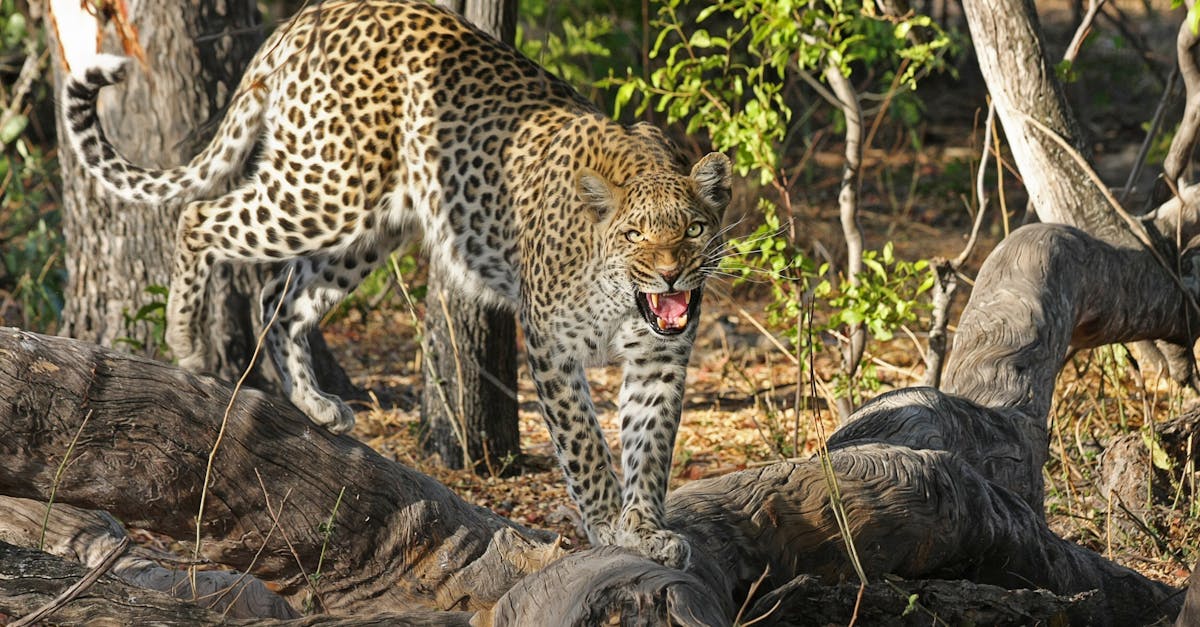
[0,327,561,614]
[831,224,1200,512]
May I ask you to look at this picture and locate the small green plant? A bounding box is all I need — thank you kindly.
[305,485,346,614]
[817,243,934,344]
[116,285,169,352]
[721,203,934,398]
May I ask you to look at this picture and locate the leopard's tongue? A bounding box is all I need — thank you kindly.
[647,291,690,328]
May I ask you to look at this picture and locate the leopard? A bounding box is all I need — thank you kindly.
[61,0,731,568]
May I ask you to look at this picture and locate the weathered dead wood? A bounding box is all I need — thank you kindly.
[1180,564,1200,627]
[0,326,564,614]
[0,539,229,626]
[0,540,474,626]
[1098,408,1200,522]
[832,224,1200,509]
[740,575,1088,626]
[0,495,296,619]
[487,441,1179,625]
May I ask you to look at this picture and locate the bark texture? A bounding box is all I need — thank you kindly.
[961,0,1200,388]
[420,0,521,474]
[0,495,296,620]
[960,0,1127,242]
[1180,564,1200,627]
[420,273,521,472]
[0,541,474,626]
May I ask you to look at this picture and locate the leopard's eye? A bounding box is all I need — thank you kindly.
[685,222,704,238]
[625,229,645,243]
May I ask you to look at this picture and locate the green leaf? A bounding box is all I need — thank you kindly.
[0,114,27,145]
[614,81,637,117]
[1142,431,1175,471]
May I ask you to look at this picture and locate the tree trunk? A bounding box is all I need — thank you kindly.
[49,1,356,399]
[421,0,520,474]
[959,0,1129,241]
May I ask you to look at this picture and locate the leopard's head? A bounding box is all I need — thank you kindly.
[578,152,732,336]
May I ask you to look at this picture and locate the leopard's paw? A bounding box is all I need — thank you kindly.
[294,391,356,434]
[615,526,691,570]
[587,519,618,545]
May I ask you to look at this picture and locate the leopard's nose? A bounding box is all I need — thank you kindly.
[659,265,680,287]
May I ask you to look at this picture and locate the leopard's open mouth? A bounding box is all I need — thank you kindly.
[636,288,701,336]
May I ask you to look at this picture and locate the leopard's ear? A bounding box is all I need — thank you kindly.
[576,168,618,223]
[691,152,732,212]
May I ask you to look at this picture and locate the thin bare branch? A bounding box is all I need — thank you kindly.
[1063,0,1107,63]
[1164,5,1200,186]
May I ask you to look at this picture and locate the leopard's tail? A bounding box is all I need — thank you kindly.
[62,54,265,205]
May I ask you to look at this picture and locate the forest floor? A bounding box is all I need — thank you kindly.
[313,1,1200,597]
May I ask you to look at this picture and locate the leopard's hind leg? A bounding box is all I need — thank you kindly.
[259,239,397,433]
[166,184,383,430]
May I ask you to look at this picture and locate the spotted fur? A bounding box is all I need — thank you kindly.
[62,0,731,567]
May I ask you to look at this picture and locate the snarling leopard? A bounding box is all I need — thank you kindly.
[62,0,731,567]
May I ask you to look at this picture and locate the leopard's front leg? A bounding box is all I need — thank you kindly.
[524,328,623,544]
[612,321,695,569]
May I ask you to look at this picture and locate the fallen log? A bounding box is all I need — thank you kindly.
[0,540,474,626]
[0,495,295,619]
[0,325,564,614]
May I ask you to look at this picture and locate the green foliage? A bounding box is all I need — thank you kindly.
[0,0,26,50]
[816,243,933,343]
[517,0,644,98]
[608,0,954,185]
[116,285,169,352]
[518,15,615,90]
[0,0,63,331]
[615,0,949,401]
[0,139,64,331]
[722,202,934,374]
